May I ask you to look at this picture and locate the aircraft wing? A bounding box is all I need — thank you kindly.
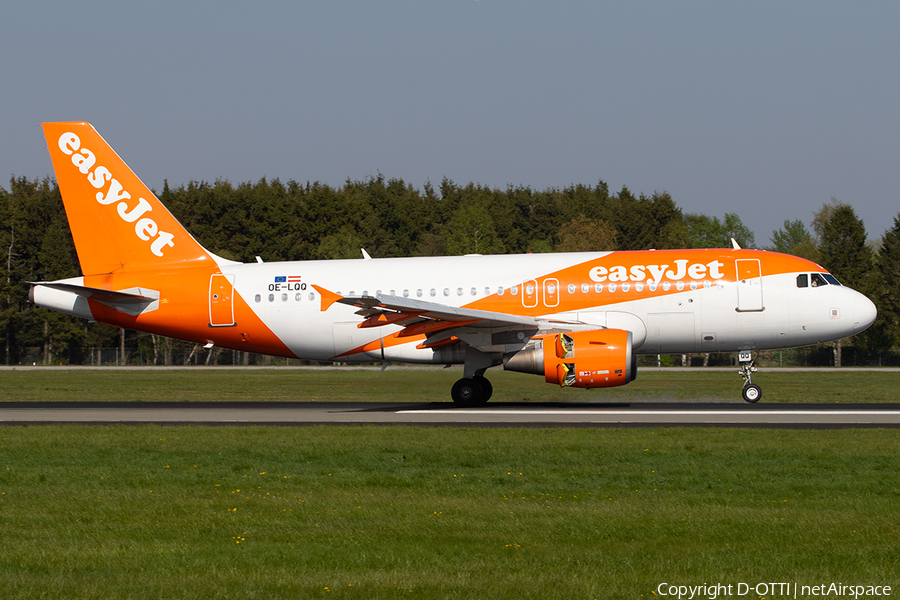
[312,284,592,352]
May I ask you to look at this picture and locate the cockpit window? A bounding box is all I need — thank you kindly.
[799,272,841,288]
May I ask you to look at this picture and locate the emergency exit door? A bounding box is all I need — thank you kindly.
[735,259,763,312]
[209,274,236,327]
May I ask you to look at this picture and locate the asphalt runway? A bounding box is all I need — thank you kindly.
[2,401,900,428]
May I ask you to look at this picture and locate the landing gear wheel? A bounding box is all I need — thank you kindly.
[451,378,486,407]
[742,383,762,403]
[473,375,493,402]
[737,350,761,403]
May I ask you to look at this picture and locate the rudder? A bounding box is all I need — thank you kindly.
[42,122,217,275]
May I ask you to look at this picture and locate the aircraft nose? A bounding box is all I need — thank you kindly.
[852,291,877,334]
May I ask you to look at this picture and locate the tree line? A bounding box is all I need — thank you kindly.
[1,174,897,366]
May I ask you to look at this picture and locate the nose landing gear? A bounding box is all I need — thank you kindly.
[739,350,761,403]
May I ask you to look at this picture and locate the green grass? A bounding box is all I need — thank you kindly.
[1,426,898,599]
[0,367,898,403]
[1,370,898,597]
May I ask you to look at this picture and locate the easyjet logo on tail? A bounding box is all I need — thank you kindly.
[57,132,175,257]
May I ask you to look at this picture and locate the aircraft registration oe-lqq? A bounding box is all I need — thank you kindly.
[31,122,877,405]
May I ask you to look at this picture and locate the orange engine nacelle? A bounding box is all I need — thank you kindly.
[504,329,637,388]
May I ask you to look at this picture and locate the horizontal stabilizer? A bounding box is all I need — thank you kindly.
[32,281,156,303]
[30,281,160,317]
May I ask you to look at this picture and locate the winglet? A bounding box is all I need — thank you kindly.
[731,238,742,250]
[312,284,343,312]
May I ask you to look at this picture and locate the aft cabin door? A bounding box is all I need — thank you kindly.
[209,274,236,327]
[735,259,763,312]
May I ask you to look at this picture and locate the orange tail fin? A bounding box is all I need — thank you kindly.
[42,122,218,276]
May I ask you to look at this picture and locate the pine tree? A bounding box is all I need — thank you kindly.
[819,204,875,366]
[819,204,873,289]
[876,215,900,349]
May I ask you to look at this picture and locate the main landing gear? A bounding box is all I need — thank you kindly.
[451,347,495,407]
[451,376,493,407]
[738,350,761,403]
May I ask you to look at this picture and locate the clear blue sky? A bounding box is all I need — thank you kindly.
[3,1,898,246]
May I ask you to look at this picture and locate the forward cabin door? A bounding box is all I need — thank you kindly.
[735,259,763,312]
[209,274,236,327]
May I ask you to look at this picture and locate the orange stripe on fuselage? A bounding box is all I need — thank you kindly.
[462,248,822,315]
[84,268,295,358]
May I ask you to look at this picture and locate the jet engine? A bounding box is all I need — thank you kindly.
[504,329,636,388]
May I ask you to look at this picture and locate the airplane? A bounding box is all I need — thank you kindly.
[30,122,877,405]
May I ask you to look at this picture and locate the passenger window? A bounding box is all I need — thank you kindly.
[797,274,808,288]
[811,273,827,287]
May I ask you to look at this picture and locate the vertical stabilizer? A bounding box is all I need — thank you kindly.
[42,122,217,275]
